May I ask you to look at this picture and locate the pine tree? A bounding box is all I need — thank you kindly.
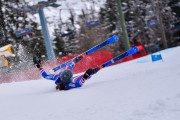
[169,0,180,18]
[99,0,118,35]
[99,0,124,55]
[75,4,116,55]
[118,0,177,50]
[0,0,45,70]
[169,0,180,46]
[63,9,78,54]
[53,30,65,57]
[54,8,78,56]
[122,0,153,49]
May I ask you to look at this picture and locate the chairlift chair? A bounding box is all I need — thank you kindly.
[15,27,34,39]
[85,20,100,27]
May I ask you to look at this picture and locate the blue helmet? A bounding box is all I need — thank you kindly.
[60,70,73,84]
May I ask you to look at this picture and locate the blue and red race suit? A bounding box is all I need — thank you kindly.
[38,62,87,90]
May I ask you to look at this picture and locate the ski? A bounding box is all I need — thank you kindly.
[100,46,143,68]
[84,35,119,55]
[51,35,119,72]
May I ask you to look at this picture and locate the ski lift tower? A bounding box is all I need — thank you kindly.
[36,0,61,60]
[6,0,61,60]
[22,0,61,60]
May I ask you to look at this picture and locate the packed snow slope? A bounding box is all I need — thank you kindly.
[0,46,180,120]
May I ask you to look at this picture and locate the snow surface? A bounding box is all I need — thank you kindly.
[0,47,180,120]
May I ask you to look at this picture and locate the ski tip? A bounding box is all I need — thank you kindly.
[136,45,144,52]
[112,35,119,41]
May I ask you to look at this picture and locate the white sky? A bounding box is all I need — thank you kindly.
[0,46,180,120]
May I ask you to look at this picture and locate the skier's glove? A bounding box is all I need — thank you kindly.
[92,67,100,74]
[56,83,69,90]
[33,57,42,68]
[56,83,64,90]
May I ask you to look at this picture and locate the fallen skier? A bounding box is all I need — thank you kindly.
[33,55,100,90]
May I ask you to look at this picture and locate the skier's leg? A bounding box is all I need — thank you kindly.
[72,55,83,63]
[70,75,85,88]
[59,55,83,71]
[64,62,75,71]
[69,67,100,88]
[82,67,100,80]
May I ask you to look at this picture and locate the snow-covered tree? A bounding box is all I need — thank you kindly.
[53,7,79,56]
[0,0,45,70]
[100,0,179,52]
[76,3,116,55]
[53,32,65,57]
[168,0,180,46]
[169,0,180,18]
[99,0,124,55]
[99,0,119,35]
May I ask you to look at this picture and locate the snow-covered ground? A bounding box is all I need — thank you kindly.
[0,46,180,120]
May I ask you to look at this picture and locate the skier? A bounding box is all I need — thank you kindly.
[33,56,100,90]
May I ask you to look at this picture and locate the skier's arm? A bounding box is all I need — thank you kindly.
[33,57,60,81]
[39,68,59,81]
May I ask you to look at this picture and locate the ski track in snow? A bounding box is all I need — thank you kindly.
[0,47,180,120]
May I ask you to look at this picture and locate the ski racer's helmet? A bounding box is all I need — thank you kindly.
[60,69,73,84]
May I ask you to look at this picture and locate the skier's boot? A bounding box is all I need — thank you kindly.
[33,56,42,68]
[73,55,83,63]
[83,67,100,80]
